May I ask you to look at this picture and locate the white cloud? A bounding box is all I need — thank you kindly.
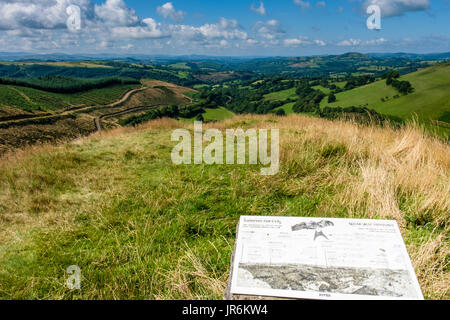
[364,38,388,45]
[337,38,388,46]
[283,36,327,47]
[363,0,430,17]
[95,0,139,26]
[283,38,306,46]
[251,2,266,16]
[254,20,285,39]
[195,18,247,40]
[0,0,93,30]
[157,2,186,22]
[337,38,361,46]
[166,18,247,43]
[293,0,311,10]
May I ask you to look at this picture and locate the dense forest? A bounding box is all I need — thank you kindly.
[0,63,203,87]
[120,104,205,127]
[383,71,414,95]
[0,76,140,93]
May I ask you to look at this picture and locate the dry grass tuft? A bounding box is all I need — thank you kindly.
[0,114,448,299]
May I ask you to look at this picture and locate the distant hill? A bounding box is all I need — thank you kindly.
[367,52,450,60]
[1,52,445,77]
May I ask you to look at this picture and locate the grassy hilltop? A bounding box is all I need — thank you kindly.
[0,115,448,300]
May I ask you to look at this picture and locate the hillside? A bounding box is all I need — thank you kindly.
[0,80,195,154]
[320,63,450,136]
[0,115,448,299]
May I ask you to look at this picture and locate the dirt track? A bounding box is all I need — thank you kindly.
[94,105,161,131]
[0,86,146,128]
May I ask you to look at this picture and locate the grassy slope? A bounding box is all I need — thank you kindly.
[203,107,235,121]
[320,63,450,135]
[0,115,448,300]
[264,87,297,101]
[275,102,295,115]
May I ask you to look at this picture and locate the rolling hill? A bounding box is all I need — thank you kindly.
[0,79,195,154]
[320,62,450,136]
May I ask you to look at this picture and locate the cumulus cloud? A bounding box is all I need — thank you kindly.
[253,20,285,39]
[157,2,186,22]
[314,39,326,46]
[193,18,247,40]
[283,36,327,47]
[95,0,139,26]
[293,0,310,10]
[251,1,266,16]
[337,38,388,46]
[283,37,307,46]
[0,0,93,30]
[337,38,361,46]
[168,18,247,43]
[363,0,430,17]
[111,18,168,39]
[364,38,388,45]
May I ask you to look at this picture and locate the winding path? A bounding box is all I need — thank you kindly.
[94,105,162,131]
[0,86,147,128]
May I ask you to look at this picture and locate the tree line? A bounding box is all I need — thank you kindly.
[119,104,205,127]
[383,71,414,95]
[0,76,140,94]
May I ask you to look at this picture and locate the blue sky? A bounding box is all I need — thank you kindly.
[0,0,449,56]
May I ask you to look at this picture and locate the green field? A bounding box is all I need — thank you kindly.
[169,62,190,70]
[320,63,450,134]
[264,87,297,101]
[0,86,37,111]
[182,107,235,123]
[274,102,295,115]
[203,107,235,121]
[312,85,331,95]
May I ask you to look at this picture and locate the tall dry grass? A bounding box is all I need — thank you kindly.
[0,114,448,299]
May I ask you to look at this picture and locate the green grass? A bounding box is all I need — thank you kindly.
[320,62,450,136]
[0,115,448,300]
[312,85,331,95]
[202,107,235,121]
[0,86,37,112]
[274,102,295,115]
[169,62,190,70]
[264,87,297,101]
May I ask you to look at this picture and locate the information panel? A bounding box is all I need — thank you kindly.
[230,216,423,300]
